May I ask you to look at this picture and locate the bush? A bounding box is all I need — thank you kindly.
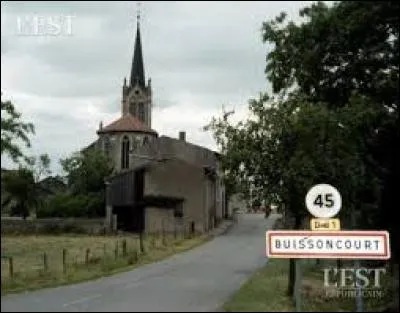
[86,192,105,217]
[61,223,86,234]
[37,192,105,218]
[42,222,63,234]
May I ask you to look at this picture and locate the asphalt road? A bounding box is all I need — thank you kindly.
[1,213,278,312]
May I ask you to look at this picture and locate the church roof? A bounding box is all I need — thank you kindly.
[97,114,157,135]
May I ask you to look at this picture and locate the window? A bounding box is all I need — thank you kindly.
[121,136,130,169]
[129,102,135,115]
[143,136,149,146]
[138,102,145,122]
[174,202,183,218]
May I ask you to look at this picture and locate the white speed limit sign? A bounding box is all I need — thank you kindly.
[305,184,342,218]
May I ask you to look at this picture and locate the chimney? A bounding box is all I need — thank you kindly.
[99,121,103,131]
[179,131,186,141]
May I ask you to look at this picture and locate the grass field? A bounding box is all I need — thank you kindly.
[1,232,208,295]
[223,259,398,312]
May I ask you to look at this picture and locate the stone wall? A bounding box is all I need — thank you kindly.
[98,132,158,172]
[144,158,208,233]
[156,136,226,224]
[144,207,187,235]
[1,217,106,235]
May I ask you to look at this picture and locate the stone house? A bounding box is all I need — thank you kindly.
[88,19,230,234]
[105,154,226,235]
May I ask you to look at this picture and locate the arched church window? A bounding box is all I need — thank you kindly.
[121,136,130,169]
[138,102,145,122]
[129,102,135,115]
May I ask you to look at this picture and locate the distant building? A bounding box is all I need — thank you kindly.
[88,18,232,234]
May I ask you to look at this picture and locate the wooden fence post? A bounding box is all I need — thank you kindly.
[43,252,48,272]
[9,257,14,279]
[122,239,127,257]
[114,242,118,259]
[162,220,166,246]
[85,248,90,265]
[190,221,195,238]
[174,221,177,240]
[62,249,67,274]
[139,232,144,254]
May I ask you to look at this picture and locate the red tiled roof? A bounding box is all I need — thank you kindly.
[97,114,157,135]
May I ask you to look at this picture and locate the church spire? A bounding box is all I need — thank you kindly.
[130,3,145,88]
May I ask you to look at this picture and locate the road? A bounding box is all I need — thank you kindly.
[1,213,278,312]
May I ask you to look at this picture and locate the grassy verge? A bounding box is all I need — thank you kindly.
[1,233,209,295]
[223,259,398,312]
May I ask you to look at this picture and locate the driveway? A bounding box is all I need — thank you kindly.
[1,213,279,312]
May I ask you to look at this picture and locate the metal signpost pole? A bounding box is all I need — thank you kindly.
[352,209,364,312]
[294,259,302,312]
[355,259,364,312]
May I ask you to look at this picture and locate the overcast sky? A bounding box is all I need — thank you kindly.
[1,1,314,175]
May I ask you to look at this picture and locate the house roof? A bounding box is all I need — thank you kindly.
[97,114,157,135]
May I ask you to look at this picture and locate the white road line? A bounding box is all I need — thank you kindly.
[62,294,102,307]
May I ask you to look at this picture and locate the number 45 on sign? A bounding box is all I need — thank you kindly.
[305,184,342,219]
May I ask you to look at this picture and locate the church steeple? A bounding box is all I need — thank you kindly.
[130,15,145,88]
[122,3,152,128]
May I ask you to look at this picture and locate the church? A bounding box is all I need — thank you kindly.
[88,17,230,234]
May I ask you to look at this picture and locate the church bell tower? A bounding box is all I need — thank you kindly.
[121,9,152,128]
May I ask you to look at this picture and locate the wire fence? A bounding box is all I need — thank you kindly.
[1,225,199,288]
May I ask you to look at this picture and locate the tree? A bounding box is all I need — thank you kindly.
[206,1,399,300]
[261,0,399,260]
[206,92,383,296]
[60,149,113,195]
[25,153,52,216]
[56,149,113,218]
[2,167,37,219]
[1,94,35,164]
[26,154,52,182]
[262,1,399,110]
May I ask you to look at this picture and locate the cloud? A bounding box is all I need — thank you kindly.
[1,1,316,174]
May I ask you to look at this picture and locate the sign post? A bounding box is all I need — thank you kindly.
[266,183,391,312]
[294,259,302,312]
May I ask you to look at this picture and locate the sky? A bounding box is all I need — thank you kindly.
[1,1,314,175]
